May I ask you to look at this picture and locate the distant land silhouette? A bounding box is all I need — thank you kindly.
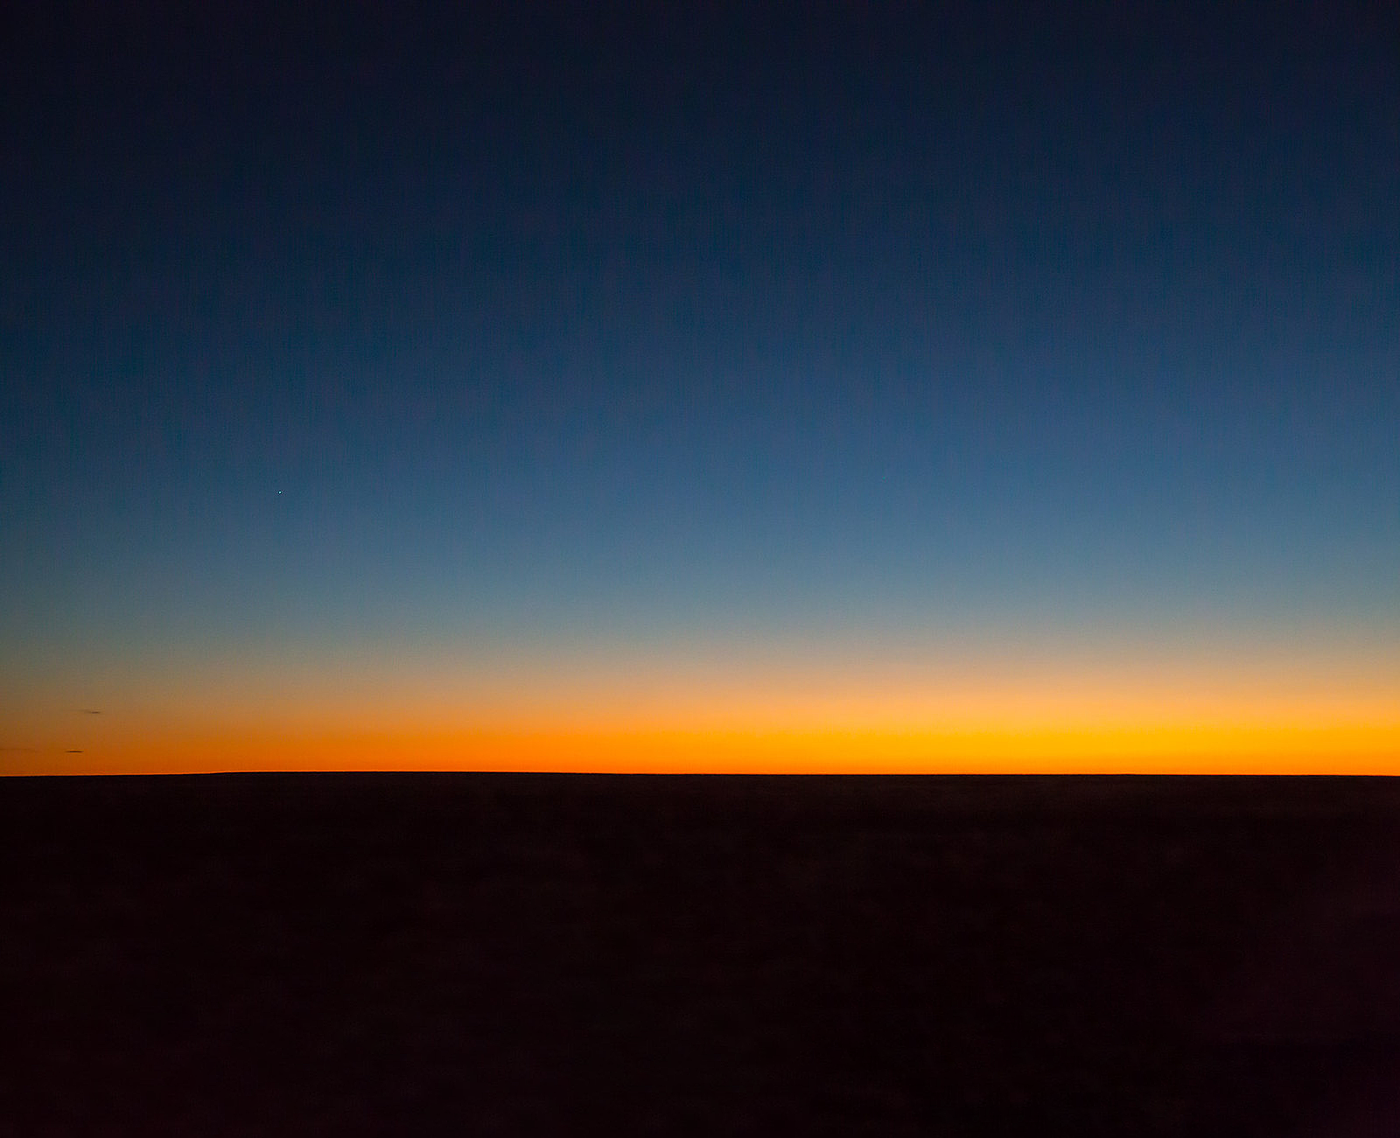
[4,774,1399,1135]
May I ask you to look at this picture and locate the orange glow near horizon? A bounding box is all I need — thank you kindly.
[7,721,1397,777]
[5,683,1394,772]
[5,646,1398,774]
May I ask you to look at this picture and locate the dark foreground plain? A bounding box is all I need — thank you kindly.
[3,775,1399,1136]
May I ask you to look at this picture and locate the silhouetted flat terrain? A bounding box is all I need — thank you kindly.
[4,774,1399,1135]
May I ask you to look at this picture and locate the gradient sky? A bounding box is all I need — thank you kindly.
[3,2,1398,772]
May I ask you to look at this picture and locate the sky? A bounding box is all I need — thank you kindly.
[3,2,1397,773]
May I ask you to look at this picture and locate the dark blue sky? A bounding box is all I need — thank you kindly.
[3,3,1397,758]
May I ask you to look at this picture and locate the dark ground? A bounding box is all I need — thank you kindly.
[3,774,1399,1136]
